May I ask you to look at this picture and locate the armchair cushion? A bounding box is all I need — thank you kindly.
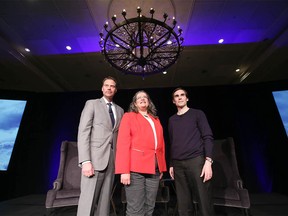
[213,187,240,201]
[55,189,80,199]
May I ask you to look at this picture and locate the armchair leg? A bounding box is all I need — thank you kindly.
[173,203,178,216]
[243,208,251,216]
[164,203,168,216]
[193,202,198,216]
[46,208,56,216]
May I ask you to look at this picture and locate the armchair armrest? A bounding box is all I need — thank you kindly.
[232,178,244,189]
[53,178,63,190]
[236,179,244,189]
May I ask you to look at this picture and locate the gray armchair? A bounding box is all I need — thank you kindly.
[193,137,251,215]
[45,140,117,215]
[45,141,81,209]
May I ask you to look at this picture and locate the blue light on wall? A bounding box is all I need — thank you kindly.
[252,144,273,192]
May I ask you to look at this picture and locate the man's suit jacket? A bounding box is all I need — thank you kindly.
[115,112,167,174]
[77,97,124,170]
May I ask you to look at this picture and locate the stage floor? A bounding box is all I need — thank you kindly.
[0,193,288,216]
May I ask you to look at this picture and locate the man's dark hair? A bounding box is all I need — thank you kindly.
[172,87,189,99]
[102,76,117,87]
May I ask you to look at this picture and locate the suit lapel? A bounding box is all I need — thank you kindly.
[114,105,122,128]
[99,97,112,128]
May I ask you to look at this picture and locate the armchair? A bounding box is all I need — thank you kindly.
[193,137,251,215]
[45,141,81,209]
[45,140,118,215]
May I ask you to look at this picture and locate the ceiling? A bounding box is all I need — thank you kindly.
[0,0,288,92]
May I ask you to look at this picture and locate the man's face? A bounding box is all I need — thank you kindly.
[173,89,188,108]
[102,79,117,100]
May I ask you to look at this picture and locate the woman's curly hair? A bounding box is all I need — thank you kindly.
[128,90,158,118]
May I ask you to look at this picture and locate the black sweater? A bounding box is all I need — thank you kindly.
[168,108,214,164]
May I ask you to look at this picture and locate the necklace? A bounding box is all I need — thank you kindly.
[140,112,149,117]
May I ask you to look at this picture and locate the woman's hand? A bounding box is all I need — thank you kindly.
[121,173,131,185]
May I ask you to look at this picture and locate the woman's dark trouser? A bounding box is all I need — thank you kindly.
[125,172,160,216]
[173,156,214,216]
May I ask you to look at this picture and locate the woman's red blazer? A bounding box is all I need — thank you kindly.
[115,112,167,174]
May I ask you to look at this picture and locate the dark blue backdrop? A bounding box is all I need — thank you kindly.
[0,81,288,201]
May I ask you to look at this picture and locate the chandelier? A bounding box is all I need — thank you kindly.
[99,7,184,77]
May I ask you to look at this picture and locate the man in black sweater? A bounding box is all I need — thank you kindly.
[168,87,215,216]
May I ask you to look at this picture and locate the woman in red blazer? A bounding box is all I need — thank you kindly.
[115,90,167,216]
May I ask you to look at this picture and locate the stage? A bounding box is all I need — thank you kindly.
[1,193,288,216]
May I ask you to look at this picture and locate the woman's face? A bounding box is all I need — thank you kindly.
[134,92,149,111]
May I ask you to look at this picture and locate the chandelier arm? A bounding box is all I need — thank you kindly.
[153,54,179,59]
[150,31,170,48]
[153,49,180,54]
[147,46,179,61]
[105,48,138,61]
[144,21,158,42]
[116,60,135,71]
[121,24,136,44]
[146,60,165,68]
[106,56,135,60]
[147,63,170,74]
[147,55,180,69]
[138,19,144,59]
[148,24,178,50]
[106,51,132,56]
[149,19,179,45]
[108,60,136,74]
[156,59,178,68]
[145,31,174,59]
[124,62,138,71]
[107,33,132,52]
[146,64,158,71]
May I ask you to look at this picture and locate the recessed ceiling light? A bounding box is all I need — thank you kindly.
[66,46,72,50]
[24,48,30,52]
[218,39,224,44]
[236,68,240,72]
[163,71,167,74]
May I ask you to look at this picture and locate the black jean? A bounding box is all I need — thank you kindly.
[173,156,214,216]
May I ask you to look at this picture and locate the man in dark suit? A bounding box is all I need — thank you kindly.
[77,76,124,216]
